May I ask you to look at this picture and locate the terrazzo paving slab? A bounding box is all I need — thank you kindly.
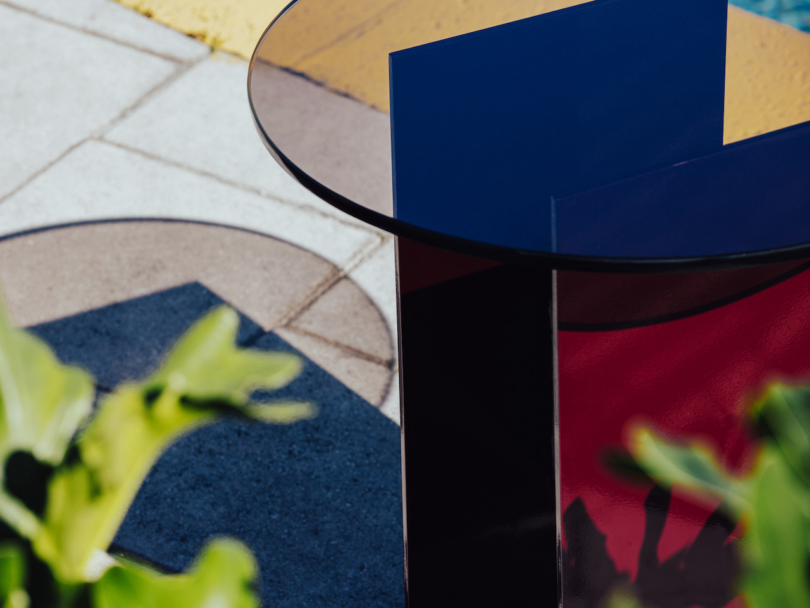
[0,3,177,201]
[26,282,404,608]
[1,0,210,61]
[0,141,380,269]
[105,54,370,224]
[0,221,395,415]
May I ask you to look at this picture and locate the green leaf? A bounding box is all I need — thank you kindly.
[0,297,93,538]
[604,586,651,608]
[740,446,810,608]
[34,306,312,581]
[241,402,317,424]
[0,541,28,608]
[629,428,750,517]
[750,383,810,487]
[92,539,260,608]
[145,306,303,406]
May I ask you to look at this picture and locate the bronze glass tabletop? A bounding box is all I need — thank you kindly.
[247,0,810,270]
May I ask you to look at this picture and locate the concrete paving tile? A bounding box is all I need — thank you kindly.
[0,221,337,331]
[0,141,380,268]
[347,237,397,345]
[3,0,210,62]
[275,328,393,411]
[0,4,177,200]
[347,240,402,425]
[290,276,393,364]
[378,379,400,426]
[105,54,377,226]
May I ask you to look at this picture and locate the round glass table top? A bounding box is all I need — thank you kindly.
[248,0,810,270]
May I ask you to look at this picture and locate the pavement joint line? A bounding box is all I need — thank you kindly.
[340,233,393,276]
[272,268,346,330]
[97,138,388,236]
[0,0,207,65]
[0,55,203,209]
[273,233,389,330]
[91,55,208,139]
[274,234,395,368]
[279,326,395,369]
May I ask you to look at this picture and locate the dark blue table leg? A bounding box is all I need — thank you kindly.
[395,237,558,608]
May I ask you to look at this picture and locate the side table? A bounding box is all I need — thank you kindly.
[247,1,810,606]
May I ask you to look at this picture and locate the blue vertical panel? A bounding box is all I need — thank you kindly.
[555,121,810,259]
[389,0,727,252]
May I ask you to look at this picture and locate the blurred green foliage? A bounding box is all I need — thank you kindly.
[0,298,314,607]
[621,382,810,608]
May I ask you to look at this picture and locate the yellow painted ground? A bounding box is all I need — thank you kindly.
[116,0,290,54]
[725,7,810,142]
[119,0,810,141]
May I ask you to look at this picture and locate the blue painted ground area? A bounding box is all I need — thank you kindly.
[732,0,810,32]
[29,283,405,608]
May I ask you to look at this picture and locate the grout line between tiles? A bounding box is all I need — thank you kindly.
[0,53,206,208]
[0,0,208,64]
[97,139,388,236]
[279,326,394,368]
[275,234,391,329]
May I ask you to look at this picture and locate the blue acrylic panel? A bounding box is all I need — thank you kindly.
[555,121,810,259]
[389,0,727,252]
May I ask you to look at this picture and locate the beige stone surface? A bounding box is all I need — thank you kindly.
[0,221,336,329]
[290,278,394,364]
[276,327,392,406]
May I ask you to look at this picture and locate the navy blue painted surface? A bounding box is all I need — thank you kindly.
[30,283,404,608]
[555,121,810,259]
[389,0,727,252]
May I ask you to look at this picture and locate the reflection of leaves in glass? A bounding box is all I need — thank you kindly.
[563,486,738,608]
[0,298,314,607]
[620,382,810,608]
[562,497,626,608]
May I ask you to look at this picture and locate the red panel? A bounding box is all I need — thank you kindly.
[558,266,810,594]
